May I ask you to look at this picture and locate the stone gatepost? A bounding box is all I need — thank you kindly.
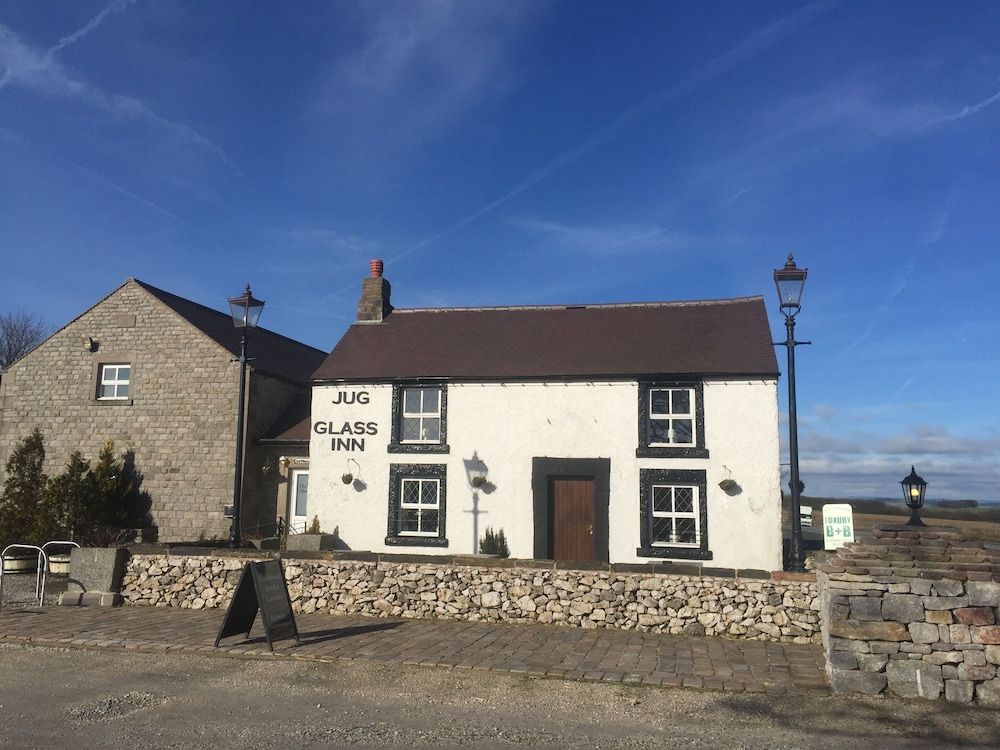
[817,525,1000,705]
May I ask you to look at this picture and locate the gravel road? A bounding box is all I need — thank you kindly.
[0,643,997,749]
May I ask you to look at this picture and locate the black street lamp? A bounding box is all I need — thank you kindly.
[228,284,265,547]
[773,255,809,571]
[900,466,928,527]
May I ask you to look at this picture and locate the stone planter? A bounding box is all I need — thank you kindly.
[285,533,337,552]
[67,547,129,594]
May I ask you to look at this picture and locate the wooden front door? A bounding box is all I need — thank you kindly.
[549,477,596,561]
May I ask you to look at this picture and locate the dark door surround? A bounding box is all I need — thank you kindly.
[531,458,610,561]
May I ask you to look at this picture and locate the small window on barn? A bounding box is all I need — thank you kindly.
[97,364,130,400]
[388,384,449,454]
[636,381,708,458]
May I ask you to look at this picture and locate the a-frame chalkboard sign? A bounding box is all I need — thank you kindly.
[214,559,300,651]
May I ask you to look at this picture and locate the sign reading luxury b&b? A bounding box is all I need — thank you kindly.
[313,390,378,452]
[822,503,855,550]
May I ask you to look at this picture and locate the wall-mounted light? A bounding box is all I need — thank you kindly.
[82,336,95,352]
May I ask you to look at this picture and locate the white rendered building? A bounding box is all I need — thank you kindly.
[303,261,783,571]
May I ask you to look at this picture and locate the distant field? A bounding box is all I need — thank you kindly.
[794,497,1000,544]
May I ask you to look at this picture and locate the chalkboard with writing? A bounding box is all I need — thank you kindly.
[214,560,300,651]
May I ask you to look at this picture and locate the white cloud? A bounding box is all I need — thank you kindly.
[876,426,1000,457]
[789,422,1000,500]
[839,258,915,357]
[919,210,949,245]
[512,219,710,254]
[813,404,838,421]
[319,1,537,141]
[278,228,378,254]
[763,84,940,140]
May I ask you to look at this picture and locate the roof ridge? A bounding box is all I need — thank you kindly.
[391,295,765,314]
[133,278,326,354]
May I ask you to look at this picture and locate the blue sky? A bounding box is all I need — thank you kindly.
[2,1,999,502]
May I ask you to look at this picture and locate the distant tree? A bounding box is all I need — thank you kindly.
[0,428,48,546]
[0,311,49,370]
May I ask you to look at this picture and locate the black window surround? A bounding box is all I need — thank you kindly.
[636,381,708,458]
[388,383,449,454]
[637,468,712,560]
[386,463,448,547]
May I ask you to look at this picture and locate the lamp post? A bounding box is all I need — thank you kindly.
[900,466,927,527]
[228,284,265,547]
[773,255,809,571]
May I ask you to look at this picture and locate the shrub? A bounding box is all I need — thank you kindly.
[0,433,149,547]
[0,428,47,546]
[36,450,91,542]
[479,527,509,558]
[307,515,321,534]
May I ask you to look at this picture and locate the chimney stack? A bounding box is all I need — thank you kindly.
[357,258,392,322]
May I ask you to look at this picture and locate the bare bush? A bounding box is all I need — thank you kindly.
[0,310,49,370]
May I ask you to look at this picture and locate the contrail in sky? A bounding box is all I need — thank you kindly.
[47,0,137,60]
[922,88,1000,128]
[379,0,843,271]
[0,0,137,91]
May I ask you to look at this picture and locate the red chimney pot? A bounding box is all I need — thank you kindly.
[370,258,384,278]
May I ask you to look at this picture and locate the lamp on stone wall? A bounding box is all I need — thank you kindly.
[900,466,927,527]
[228,284,265,547]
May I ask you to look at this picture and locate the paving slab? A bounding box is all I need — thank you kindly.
[0,604,829,694]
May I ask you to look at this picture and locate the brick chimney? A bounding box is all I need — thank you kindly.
[357,258,392,322]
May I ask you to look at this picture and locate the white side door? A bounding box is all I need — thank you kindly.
[289,469,310,533]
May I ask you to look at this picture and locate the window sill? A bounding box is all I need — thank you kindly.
[388,443,450,454]
[636,546,713,561]
[636,446,709,459]
[385,535,449,548]
[92,399,134,407]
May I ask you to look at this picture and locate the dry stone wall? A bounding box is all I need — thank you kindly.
[818,525,1000,706]
[123,553,820,643]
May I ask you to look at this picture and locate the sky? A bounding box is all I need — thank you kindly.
[1,1,999,503]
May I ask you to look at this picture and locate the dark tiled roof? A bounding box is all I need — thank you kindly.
[260,392,311,443]
[315,296,779,382]
[135,280,326,384]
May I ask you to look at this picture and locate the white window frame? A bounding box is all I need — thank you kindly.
[650,483,701,548]
[648,387,696,447]
[400,387,442,444]
[98,363,131,400]
[398,477,441,536]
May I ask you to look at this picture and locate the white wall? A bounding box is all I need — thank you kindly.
[308,379,782,570]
